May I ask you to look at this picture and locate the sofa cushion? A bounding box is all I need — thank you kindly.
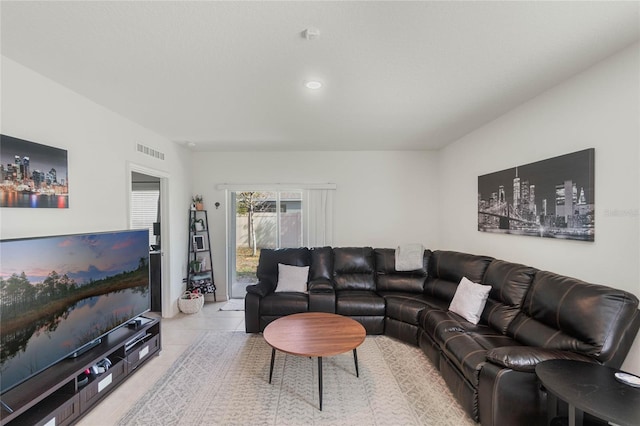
[429,250,493,283]
[421,309,520,352]
[420,308,465,343]
[423,277,459,303]
[259,292,308,316]
[274,264,309,293]
[310,246,333,281]
[486,346,594,373]
[421,309,521,386]
[374,248,430,293]
[442,334,497,387]
[381,291,451,311]
[507,270,640,365]
[336,290,385,316]
[425,251,493,302]
[383,294,432,325]
[256,248,311,291]
[449,277,491,325]
[480,260,536,334]
[333,247,376,291]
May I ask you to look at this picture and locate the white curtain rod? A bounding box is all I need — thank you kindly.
[216,183,337,191]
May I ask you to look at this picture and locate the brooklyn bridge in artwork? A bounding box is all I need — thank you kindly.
[478,148,595,241]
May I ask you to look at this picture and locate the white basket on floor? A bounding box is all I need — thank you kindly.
[178,291,204,314]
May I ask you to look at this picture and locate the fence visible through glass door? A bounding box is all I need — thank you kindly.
[230,191,302,299]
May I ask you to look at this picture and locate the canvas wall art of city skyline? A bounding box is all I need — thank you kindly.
[0,134,69,208]
[478,148,595,241]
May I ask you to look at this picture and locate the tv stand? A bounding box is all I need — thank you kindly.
[125,332,151,352]
[0,316,161,425]
[0,401,13,415]
[68,338,102,359]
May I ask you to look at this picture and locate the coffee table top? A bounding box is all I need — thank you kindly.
[263,312,366,357]
[536,360,640,426]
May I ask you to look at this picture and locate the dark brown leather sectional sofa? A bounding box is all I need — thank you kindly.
[244,247,640,425]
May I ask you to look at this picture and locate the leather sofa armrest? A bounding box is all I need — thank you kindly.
[486,346,595,373]
[245,280,273,298]
[309,279,335,313]
[308,279,334,293]
[245,293,261,333]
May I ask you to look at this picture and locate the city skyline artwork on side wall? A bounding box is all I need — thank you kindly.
[478,148,595,241]
[0,134,69,208]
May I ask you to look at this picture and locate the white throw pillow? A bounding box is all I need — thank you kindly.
[448,277,492,325]
[274,263,309,293]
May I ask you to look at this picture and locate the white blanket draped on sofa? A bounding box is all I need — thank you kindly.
[395,243,424,271]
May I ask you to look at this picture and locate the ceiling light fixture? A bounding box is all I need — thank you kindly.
[305,80,322,90]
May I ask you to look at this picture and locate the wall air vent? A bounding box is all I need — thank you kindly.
[136,143,165,160]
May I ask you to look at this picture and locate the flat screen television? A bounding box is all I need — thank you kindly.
[0,229,150,395]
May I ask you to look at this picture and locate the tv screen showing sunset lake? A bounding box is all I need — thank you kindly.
[0,229,149,393]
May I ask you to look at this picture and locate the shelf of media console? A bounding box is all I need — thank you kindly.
[0,316,161,426]
[124,332,153,352]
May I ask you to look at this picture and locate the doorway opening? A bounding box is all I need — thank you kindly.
[129,165,170,316]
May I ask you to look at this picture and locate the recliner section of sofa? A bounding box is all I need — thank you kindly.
[333,247,385,334]
[245,247,335,332]
[415,251,516,420]
[244,246,640,426]
[377,248,432,345]
[307,246,336,313]
[476,270,640,425]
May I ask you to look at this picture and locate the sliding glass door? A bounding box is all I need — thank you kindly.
[229,191,302,299]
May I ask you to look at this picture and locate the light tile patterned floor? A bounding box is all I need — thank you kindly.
[76,301,245,426]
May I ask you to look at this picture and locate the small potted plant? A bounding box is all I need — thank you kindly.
[192,195,204,211]
[190,259,202,273]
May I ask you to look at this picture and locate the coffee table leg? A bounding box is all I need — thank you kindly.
[269,348,276,384]
[353,348,359,378]
[546,391,558,425]
[568,403,583,426]
[318,357,323,411]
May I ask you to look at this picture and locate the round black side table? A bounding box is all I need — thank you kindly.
[535,359,640,426]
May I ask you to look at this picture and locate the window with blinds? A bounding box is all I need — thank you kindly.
[131,188,160,245]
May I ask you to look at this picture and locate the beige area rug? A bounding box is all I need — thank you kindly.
[118,331,477,425]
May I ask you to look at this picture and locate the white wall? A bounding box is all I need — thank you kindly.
[437,44,640,373]
[0,57,193,317]
[192,150,440,301]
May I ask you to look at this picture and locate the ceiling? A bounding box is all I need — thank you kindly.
[1,1,638,152]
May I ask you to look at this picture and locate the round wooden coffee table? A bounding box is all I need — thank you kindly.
[263,312,366,410]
